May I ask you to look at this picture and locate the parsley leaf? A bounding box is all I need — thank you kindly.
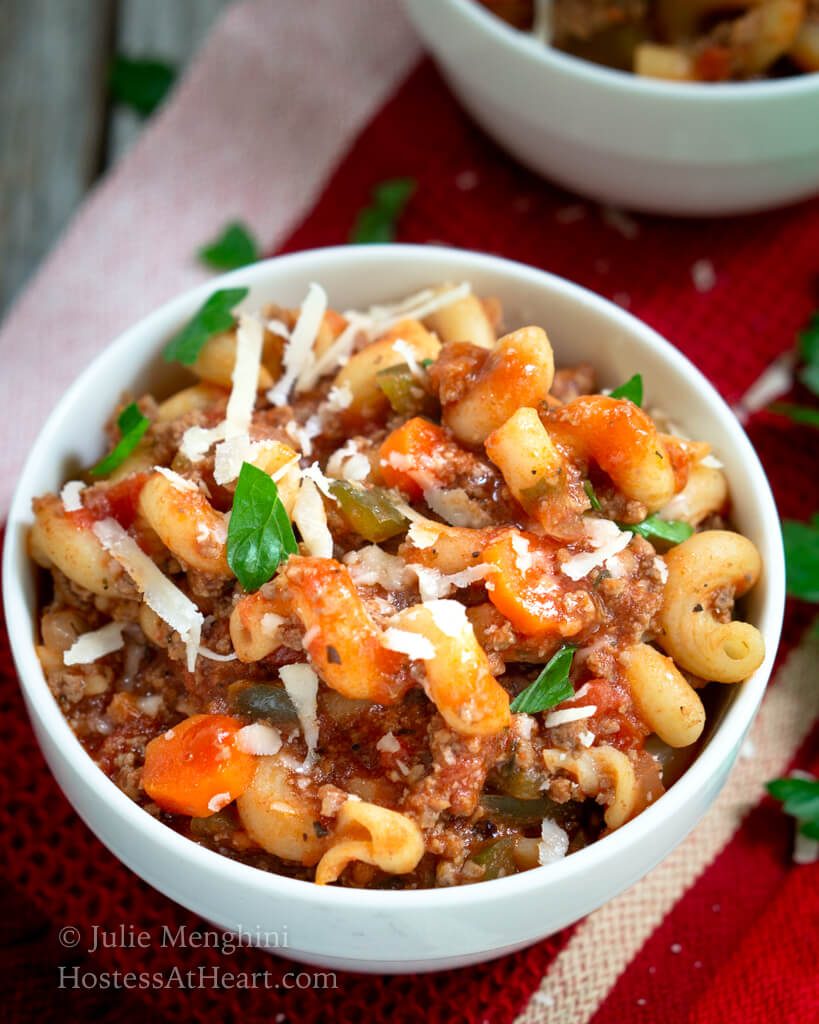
[797,311,819,397]
[622,514,693,545]
[163,288,248,365]
[766,776,819,839]
[109,56,176,116]
[509,645,576,714]
[227,463,298,592]
[90,402,150,477]
[584,479,602,511]
[198,222,259,271]
[609,373,643,406]
[769,402,819,428]
[350,178,415,244]
[781,516,819,602]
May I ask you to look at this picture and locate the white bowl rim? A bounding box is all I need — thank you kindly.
[3,243,785,914]
[443,0,819,101]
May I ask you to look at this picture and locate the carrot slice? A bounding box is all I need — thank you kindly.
[142,714,256,817]
[483,529,596,639]
[378,417,449,501]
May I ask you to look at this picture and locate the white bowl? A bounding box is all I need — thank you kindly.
[3,245,784,972]
[402,0,819,216]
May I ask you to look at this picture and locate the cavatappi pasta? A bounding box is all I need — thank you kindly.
[29,280,765,888]
[478,0,819,81]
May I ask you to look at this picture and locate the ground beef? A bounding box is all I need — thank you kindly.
[551,363,597,403]
[553,0,647,42]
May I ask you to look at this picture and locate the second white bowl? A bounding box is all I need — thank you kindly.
[403,0,819,216]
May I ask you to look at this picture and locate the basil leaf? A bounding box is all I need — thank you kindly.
[109,56,176,116]
[350,178,415,244]
[766,777,819,820]
[609,373,643,406]
[509,645,576,714]
[227,463,298,592]
[198,222,259,271]
[622,514,693,544]
[769,402,819,428]
[781,517,819,602]
[583,479,602,512]
[90,402,150,477]
[163,287,248,365]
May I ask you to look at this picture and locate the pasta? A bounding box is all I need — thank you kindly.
[29,279,765,889]
[657,530,765,682]
[478,0,819,81]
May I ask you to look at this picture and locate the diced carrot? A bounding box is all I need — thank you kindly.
[483,529,595,638]
[142,714,256,817]
[378,417,448,501]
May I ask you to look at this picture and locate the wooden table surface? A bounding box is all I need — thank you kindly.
[0,0,232,319]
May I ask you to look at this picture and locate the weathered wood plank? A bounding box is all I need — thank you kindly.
[107,0,232,162]
[0,0,115,316]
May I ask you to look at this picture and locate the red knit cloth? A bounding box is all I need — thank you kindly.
[2,60,818,1023]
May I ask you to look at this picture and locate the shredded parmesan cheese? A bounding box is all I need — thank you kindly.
[60,480,85,512]
[406,519,441,551]
[213,436,275,486]
[207,792,232,813]
[326,440,371,482]
[292,477,333,558]
[63,621,126,666]
[424,599,468,638]
[236,722,283,756]
[381,627,435,660]
[279,663,320,768]
[324,383,353,411]
[510,533,533,572]
[92,517,204,671]
[196,646,238,662]
[179,313,265,474]
[154,466,197,492]
[376,731,401,753]
[561,518,633,581]
[301,462,337,500]
[538,819,569,865]
[543,705,597,727]
[410,563,494,601]
[344,546,412,590]
[391,338,424,380]
[268,283,328,404]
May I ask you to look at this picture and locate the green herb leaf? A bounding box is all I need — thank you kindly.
[801,819,819,840]
[350,178,415,244]
[90,402,150,477]
[609,373,643,406]
[799,362,819,399]
[227,463,298,592]
[769,402,819,428]
[798,312,819,365]
[781,517,819,602]
[109,56,176,116]
[798,311,819,397]
[583,479,602,512]
[198,222,259,271]
[163,287,248,365]
[622,514,693,545]
[766,777,819,819]
[767,775,819,838]
[509,645,576,714]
